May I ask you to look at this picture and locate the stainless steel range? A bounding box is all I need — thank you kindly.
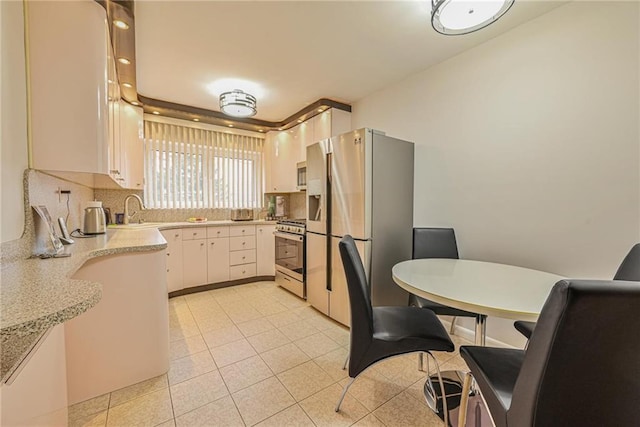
[274,219,306,299]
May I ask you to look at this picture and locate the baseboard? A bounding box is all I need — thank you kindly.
[168,276,275,298]
[441,319,518,349]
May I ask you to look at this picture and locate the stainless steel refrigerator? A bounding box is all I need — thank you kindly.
[306,128,414,326]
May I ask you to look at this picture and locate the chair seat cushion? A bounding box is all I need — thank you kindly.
[372,306,454,352]
[513,320,536,340]
[460,346,525,427]
[409,294,479,318]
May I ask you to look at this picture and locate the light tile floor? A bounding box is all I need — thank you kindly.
[68,281,472,427]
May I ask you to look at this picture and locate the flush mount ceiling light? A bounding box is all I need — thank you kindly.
[219,89,257,118]
[431,0,515,35]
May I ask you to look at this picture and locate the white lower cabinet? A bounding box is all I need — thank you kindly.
[207,237,230,284]
[66,250,169,404]
[0,325,68,426]
[229,225,257,281]
[230,263,257,280]
[230,249,256,266]
[256,225,276,276]
[182,239,208,288]
[166,224,275,293]
[161,229,184,293]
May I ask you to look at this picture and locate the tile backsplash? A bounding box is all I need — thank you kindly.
[27,170,94,234]
[4,170,310,260]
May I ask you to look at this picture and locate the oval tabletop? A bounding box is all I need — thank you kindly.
[392,259,564,322]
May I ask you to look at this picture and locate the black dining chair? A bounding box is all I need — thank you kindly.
[336,235,455,424]
[513,243,640,340]
[408,228,484,335]
[458,279,640,427]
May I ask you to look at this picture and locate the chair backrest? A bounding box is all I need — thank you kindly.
[508,279,640,426]
[338,235,374,372]
[412,228,459,260]
[614,243,640,281]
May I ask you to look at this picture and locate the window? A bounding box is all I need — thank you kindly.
[144,120,264,209]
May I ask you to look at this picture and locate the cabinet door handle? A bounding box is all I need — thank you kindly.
[242,270,246,274]
[210,242,215,245]
[167,253,170,256]
[193,232,197,236]
[200,242,204,247]
[242,230,245,233]
[175,233,179,238]
[242,256,246,260]
[242,242,246,245]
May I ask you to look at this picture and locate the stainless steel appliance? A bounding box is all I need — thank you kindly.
[306,128,414,326]
[296,161,307,191]
[274,218,306,298]
[230,208,254,221]
[83,201,107,235]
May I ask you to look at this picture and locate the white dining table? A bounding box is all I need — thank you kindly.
[392,258,564,345]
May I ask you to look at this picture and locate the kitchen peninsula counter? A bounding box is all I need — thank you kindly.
[0,228,167,382]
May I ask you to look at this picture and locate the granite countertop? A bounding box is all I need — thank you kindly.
[108,219,278,230]
[0,228,167,381]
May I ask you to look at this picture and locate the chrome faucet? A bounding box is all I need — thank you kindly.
[124,194,145,225]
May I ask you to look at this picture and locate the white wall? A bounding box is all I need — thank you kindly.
[1,0,28,243]
[353,2,640,346]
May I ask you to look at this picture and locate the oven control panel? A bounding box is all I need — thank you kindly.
[275,224,305,235]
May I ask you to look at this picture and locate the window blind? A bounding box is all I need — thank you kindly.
[144,121,264,209]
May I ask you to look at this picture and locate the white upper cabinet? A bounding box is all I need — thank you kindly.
[295,120,314,161]
[312,109,352,143]
[265,129,298,193]
[28,0,109,175]
[120,102,144,190]
[265,109,351,193]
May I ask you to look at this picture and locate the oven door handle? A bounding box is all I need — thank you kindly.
[274,231,304,242]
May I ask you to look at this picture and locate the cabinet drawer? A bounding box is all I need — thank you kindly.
[230,249,256,266]
[230,236,256,251]
[230,263,256,280]
[161,229,182,243]
[183,227,207,240]
[230,225,256,237]
[207,226,230,239]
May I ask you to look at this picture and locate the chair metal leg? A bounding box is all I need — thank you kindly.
[418,352,430,373]
[342,354,349,371]
[335,377,355,412]
[425,352,449,427]
[449,316,457,335]
[457,371,474,427]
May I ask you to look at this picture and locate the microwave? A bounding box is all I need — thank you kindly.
[296,161,306,191]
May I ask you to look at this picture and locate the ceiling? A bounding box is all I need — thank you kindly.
[135,1,564,123]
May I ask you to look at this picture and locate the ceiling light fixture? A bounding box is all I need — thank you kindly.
[152,111,160,115]
[193,118,200,122]
[431,0,515,35]
[117,57,131,65]
[113,20,129,30]
[122,82,133,88]
[219,89,257,118]
[131,101,139,106]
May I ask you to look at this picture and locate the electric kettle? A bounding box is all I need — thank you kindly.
[83,201,107,235]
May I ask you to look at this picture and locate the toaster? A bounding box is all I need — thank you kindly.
[230,208,253,221]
